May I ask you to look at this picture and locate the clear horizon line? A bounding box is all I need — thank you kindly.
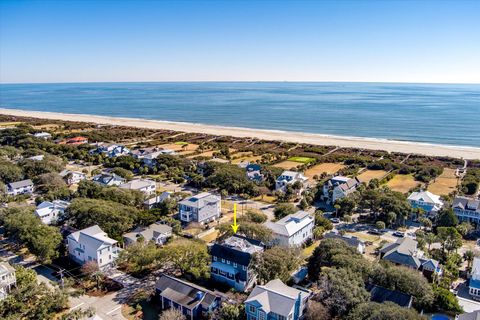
[1,80,480,86]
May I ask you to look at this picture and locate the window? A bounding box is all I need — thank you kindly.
[213,256,217,262]
[99,258,103,264]
[226,260,230,265]
[249,305,256,313]
[258,311,266,320]
[243,265,247,271]
[233,262,237,268]
[222,258,225,263]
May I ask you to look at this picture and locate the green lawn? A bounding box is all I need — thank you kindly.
[288,156,316,164]
[174,141,189,145]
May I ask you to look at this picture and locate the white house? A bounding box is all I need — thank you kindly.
[0,262,16,301]
[264,211,314,247]
[407,190,443,215]
[245,279,310,320]
[275,171,308,194]
[178,192,221,224]
[35,200,70,225]
[469,257,480,300]
[67,225,120,270]
[6,179,34,196]
[92,173,125,187]
[119,179,156,195]
[59,169,87,185]
[33,132,52,140]
[90,143,131,158]
[323,176,361,204]
[144,191,171,209]
[122,222,172,247]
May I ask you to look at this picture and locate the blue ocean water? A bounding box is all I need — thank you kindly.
[0,82,479,147]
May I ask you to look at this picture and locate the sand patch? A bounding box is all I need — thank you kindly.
[158,143,199,152]
[273,160,302,170]
[305,163,345,178]
[357,169,389,182]
[428,168,459,196]
[386,174,422,193]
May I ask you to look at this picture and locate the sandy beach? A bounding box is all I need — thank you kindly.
[1,108,480,160]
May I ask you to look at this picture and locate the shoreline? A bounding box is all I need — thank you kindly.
[1,108,480,160]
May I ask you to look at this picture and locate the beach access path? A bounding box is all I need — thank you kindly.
[2,108,480,160]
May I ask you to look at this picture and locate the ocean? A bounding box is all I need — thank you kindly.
[0,82,479,147]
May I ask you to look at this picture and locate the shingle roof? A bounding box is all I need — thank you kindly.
[324,232,365,248]
[119,179,155,190]
[68,225,117,249]
[457,310,480,320]
[380,238,421,269]
[179,192,220,208]
[155,274,219,310]
[366,284,413,308]
[245,279,308,317]
[453,196,480,213]
[123,223,172,243]
[407,190,442,205]
[0,262,15,277]
[8,179,33,189]
[210,235,264,266]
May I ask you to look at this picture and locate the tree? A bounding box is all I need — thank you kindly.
[335,197,356,217]
[456,222,473,237]
[375,221,386,230]
[245,210,267,223]
[304,300,330,320]
[0,161,23,183]
[218,221,272,243]
[425,232,437,252]
[273,203,296,220]
[464,250,475,272]
[252,247,302,284]
[317,268,370,317]
[346,302,426,320]
[432,286,463,313]
[118,242,162,275]
[419,217,432,230]
[212,303,245,320]
[159,308,186,320]
[34,172,67,193]
[437,227,462,254]
[436,208,458,227]
[80,261,104,290]
[314,212,333,230]
[162,239,210,279]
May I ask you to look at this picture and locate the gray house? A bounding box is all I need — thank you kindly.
[324,231,366,254]
[123,222,172,247]
[452,196,480,226]
[178,192,221,224]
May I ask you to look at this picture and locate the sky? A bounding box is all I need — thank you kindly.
[0,0,479,84]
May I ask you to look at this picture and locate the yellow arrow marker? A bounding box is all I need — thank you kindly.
[231,203,239,233]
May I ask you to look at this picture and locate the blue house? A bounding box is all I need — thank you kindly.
[155,274,222,320]
[210,235,264,291]
[407,190,443,215]
[245,279,310,320]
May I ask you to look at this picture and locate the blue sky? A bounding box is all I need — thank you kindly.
[0,0,479,83]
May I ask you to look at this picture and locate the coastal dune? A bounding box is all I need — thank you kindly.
[1,108,480,160]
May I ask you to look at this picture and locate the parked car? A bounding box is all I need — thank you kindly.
[393,231,405,237]
[368,228,383,235]
[330,218,340,224]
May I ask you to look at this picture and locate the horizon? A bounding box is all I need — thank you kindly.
[1,0,479,84]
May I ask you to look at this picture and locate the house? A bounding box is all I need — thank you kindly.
[469,257,480,300]
[379,237,441,279]
[323,176,361,204]
[264,211,314,247]
[92,173,125,187]
[453,196,480,226]
[33,132,52,140]
[132,148,174,167]
[58,136,88,145]
[59,169,87,185]
[90,143,130,158]
[407,190,443,215]
[67,225,120,270]
[34,200,70,225]
[324,231,366,254]
[456,310,480,320]
[275,171,308,194]
[6,179,34,196]
[123,222,172,247]
[119,179,156,195]
[178,192,221,224]
[0,262,16,301]
[155,274,222,320]
[366,284,413,308]
[210,235,264,291]
[245,279,310,320]
[144,191,171,210]
[245,164,263,182]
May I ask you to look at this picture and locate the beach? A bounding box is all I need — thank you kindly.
[1,108,480,160]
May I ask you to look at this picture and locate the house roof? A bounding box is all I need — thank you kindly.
[471,257,480,281]
[338,177,361,192]
[144,192,171,205]
[155,274,219,310]
[0,262,15,277]
[123,223,172,243]
[407,190,442,205]
[68,225,117,249]
[366,284,413,308]
[380,238,422,269]
[210,235,264,266]
[324,232,365,248]
[245,279,308,317]
[457,310,480,320]
[277,171,307,182]
[119,179,155,191]
[35,200,70,218]
[264,211,313,237]
[59,169,85,177]
[246,164,262,172]
[8,179,33,189]
[179,192,220,208]
[92,173,125,185]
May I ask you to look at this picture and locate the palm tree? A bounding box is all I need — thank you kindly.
[425,233,437,252]
[464,250,475,272]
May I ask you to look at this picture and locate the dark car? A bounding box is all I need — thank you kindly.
[393,231,405,237]
[368,228,382,235]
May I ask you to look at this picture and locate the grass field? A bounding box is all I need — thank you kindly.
[231,155,263,164]
[288,156,316,164]
[159,143,199,152]
[187,150,218,159]
[304,163,345,178]
[386,174,421,193]
[357,169,389,182]
[0,121,22,127]
[273,160,302,170]
[174,141,189,145]
[427,168,459,196]
[198,229,219,243]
